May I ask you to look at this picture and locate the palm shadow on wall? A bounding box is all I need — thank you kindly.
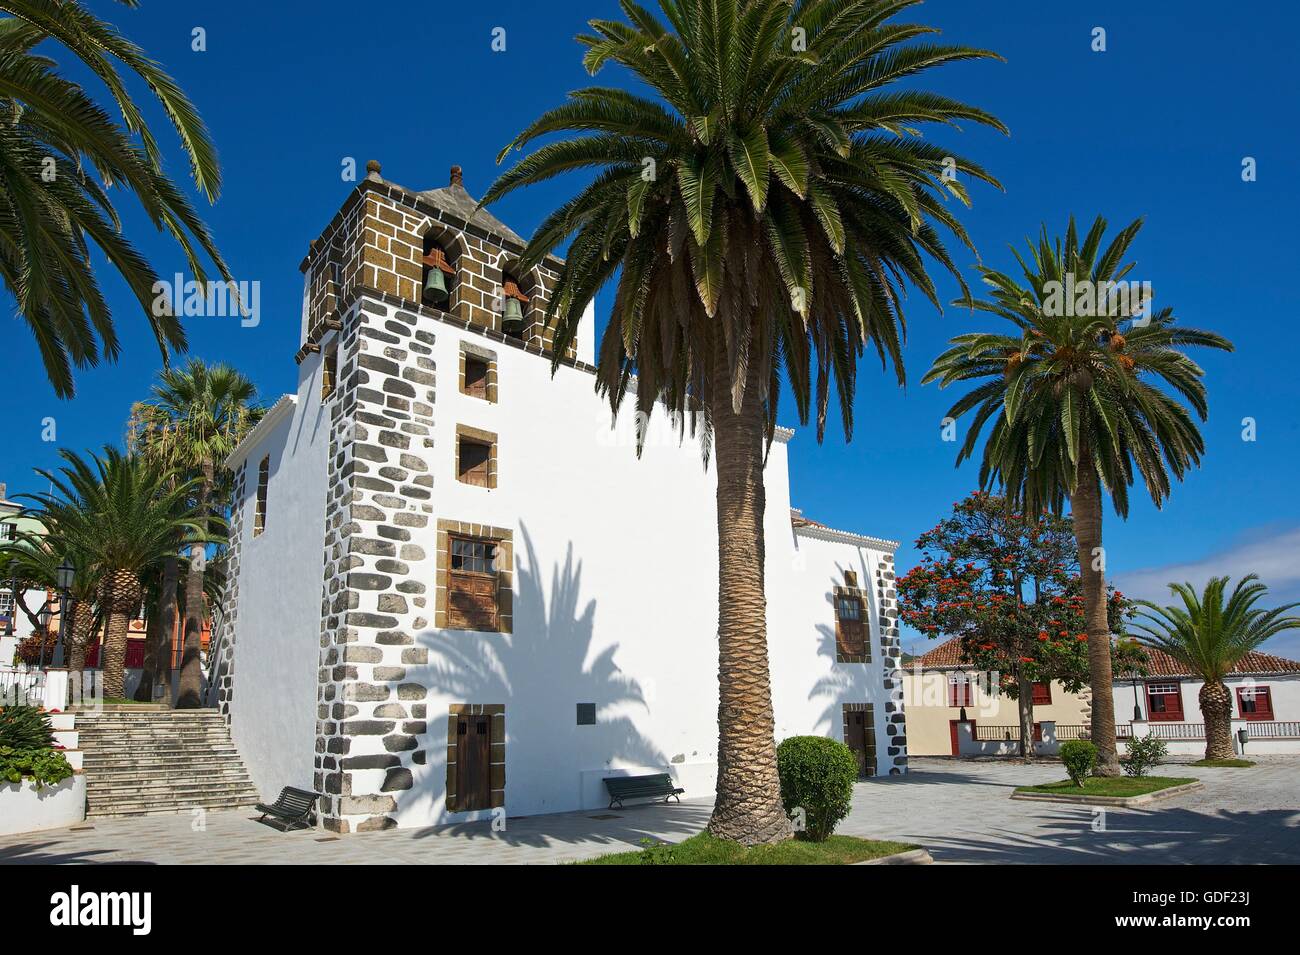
[807,564,878,738]
[412,522,677,845]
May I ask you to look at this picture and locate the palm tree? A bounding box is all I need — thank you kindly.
[23,448,201,699]
[1131,576,1300,760]
[481,0,1004,843]
[0,533,97,672]
[0,1,230,397]
[923,216,1232,773]
[129,360,262,707]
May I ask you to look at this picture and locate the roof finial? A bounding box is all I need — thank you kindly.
[365,159,382,181]
[450,165,464,187]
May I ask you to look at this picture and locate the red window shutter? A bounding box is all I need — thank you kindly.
[1031,682,1052,705]
[1238,686,1273,720]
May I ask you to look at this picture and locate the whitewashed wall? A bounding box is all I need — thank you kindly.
[226,350,333,798]
[1113,674,1300,725]
[1113,674,1300,754]
[225,296,901,828]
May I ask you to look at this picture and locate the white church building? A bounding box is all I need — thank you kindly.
[213,163,908,833]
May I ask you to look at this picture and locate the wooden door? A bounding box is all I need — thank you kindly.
[455,714,491,811]
[846,710,869,777]
[949,719,961,755]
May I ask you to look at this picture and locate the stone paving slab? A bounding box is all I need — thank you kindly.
[837,756,1300,865]
[1,756,1295,865]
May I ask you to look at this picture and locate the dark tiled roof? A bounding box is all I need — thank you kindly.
[417,182,524,246]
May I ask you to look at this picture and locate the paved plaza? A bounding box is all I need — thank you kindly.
[2,757,1295,864]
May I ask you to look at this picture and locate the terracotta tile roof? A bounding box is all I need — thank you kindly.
[791,512,831,531]
[912,636,1300,677]
[1123,647,1300,679]
[911,637,971,669]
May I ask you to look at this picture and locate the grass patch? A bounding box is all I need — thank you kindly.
[1016,776,1197,798]
[1190,758,1255,768]
[99,697,156,705]
[580,831,918,865]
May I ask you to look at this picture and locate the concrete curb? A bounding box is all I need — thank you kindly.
[857,847,933,865]
[1010,780,1204,807]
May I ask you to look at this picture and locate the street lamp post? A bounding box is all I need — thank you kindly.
[52,557,75,668]
[37,604,52,668]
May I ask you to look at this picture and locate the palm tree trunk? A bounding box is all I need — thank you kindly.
[67,600,93,704]
[176,464,212,708]
[705,330,792,846]
[100,571,141,700]
[1068,452,1121,776]
[134,583,162,702]
[154,556,180,704]
[1200,681,1235,760]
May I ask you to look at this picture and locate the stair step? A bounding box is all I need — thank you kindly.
[88,801,261,819]
[87,783,260,802]
[75,707,259,818]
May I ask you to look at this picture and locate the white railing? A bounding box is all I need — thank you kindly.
[1243,721,1300,739]
[1148,722,1206,740]
[0,665,43,705]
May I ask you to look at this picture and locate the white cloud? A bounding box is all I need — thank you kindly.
[1114,524,1300,658]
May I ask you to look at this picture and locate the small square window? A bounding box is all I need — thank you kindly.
[321,341,338,400]
[451,537,497,574]
[576,703,596,726]
[464,357,488,399]
[458,438,491,487]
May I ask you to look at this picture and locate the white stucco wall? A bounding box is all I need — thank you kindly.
[225,293,902,828]
[225,352,333,798]
[1113,673,1300,726]
[382,318,899,825]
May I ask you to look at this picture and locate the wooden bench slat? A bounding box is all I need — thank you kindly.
[603,774,684,809]
[257,786,319,831]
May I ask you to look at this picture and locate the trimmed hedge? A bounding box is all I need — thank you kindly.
[776,736,858,842]
[1060,739,1098,787]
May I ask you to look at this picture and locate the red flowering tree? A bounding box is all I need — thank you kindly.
[898,491,1143,757]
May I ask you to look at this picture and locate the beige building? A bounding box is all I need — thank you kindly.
[904,637,1091,755]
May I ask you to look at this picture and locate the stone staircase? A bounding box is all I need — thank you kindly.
[73,705,261,818]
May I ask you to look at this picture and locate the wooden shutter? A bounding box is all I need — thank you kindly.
[1031,682,1052,705]
[1146,682,1183,721]
[464,357,488,399]
[1238,686,1273,720]
[835,594,865,657]
[448,537,498,631]
[454,715,491,811]
[458,439,490,486]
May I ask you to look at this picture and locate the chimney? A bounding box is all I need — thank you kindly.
[0,482,6,501]
[450,165,464,188]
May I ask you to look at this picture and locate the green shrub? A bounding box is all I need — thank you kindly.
[0,745,73,788]
[1059,739,1098,786]
[1123,735,1167,777]
[0,705,55,749]
[776,735,858,841]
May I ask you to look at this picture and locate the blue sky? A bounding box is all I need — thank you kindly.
[3,1,1298,655]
